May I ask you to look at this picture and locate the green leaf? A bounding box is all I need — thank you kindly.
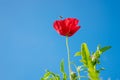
[100,46,111,53]
[81,43,91,66]
[60,59,64,73]
[54,75,60,80]
[40,70,61,80]
[74,52,81,56]
[63,73,67,80]
[80,60,87,64]
[47,70,56,76]
[60,59,67,80]
[41,71,51,79]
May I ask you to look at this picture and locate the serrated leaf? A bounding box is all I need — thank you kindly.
[74,52,81,56]
[100,46,111,53]
[60,59,64,73]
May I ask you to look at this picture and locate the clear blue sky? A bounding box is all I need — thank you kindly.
[0,0,120,80]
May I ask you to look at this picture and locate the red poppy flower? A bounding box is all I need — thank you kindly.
[53,18,80,37]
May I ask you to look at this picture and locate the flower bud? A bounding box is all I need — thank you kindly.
[70,71,77,80]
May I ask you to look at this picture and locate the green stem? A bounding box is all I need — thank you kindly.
[88,64,100,80]
[66,36,71,80]
[78,71,81,80]
[75,65,80,80]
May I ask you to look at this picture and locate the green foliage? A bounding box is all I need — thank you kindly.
[41,60,67,80]
[40,70,60,80]
[75,43,111,80]
[74,52,81,56]
[81,43,91,67]
[60,60,67,80]
[99,46,111,53]
[60,59,65,73]
[41,43,111,80]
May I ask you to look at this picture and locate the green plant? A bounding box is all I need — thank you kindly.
[40,17,111,80]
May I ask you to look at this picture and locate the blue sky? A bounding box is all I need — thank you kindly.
[0,0,120,80]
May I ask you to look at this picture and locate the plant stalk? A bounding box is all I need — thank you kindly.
[66,36,71,80]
